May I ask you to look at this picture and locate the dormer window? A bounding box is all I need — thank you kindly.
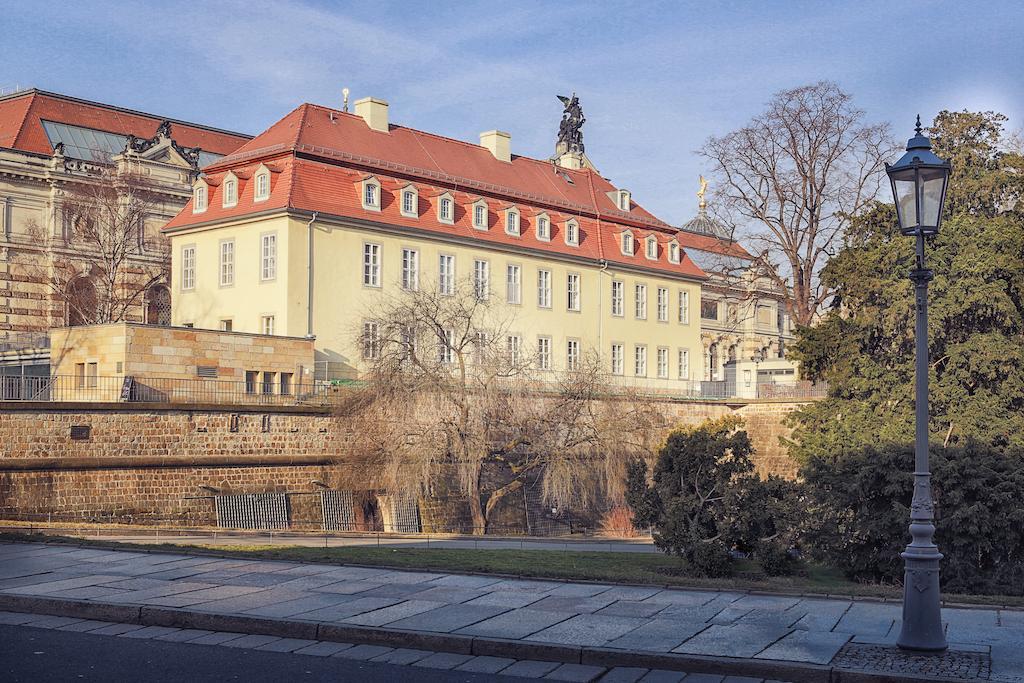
[621,230,634,256]
[565,219,580,246]
[401,185,418,218]
[505,207,520,236]
[668,240,680,264]
[645,235,658,260]
[192,184,207,213]
[536,213,550,241]
[222,176,237,208]
[438,193,455,224]
[254,169,270,202]
[618,190,631,211]
[361,176,381,212]
[472,200,488,230]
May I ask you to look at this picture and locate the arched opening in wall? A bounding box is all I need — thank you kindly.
[66,277,97,327]
[727,344,737,363]
[145,284,171,326]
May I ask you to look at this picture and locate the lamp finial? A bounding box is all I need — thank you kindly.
[914,114,923,136]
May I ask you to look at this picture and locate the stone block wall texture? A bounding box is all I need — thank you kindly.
[0,398,807,524]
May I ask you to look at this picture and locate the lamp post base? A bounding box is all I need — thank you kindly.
[896,521,947,652]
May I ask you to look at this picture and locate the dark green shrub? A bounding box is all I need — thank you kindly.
[690,540,734,578]
[757,542,799,577]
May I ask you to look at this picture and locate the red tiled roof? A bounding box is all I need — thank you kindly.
[0,89,250,156]
[165,101,721,280]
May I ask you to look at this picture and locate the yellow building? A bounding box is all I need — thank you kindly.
[163,96,713,389]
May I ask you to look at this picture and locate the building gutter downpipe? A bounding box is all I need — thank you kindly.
[306,211,318,338]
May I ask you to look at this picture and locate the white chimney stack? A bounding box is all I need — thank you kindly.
[354,97,389,133]
[480,130,511,163]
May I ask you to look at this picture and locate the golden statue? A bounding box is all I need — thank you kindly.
[697,175,708,210]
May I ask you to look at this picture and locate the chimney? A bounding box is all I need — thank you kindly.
[480,130,511,163]
[354,97,389,133]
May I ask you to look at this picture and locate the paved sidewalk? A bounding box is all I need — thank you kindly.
[0,542,1019,681]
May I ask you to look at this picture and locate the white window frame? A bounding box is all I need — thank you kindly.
[618,189,631,211]
[254,168,270,202]
[473,259,490,301]
[363,242,381,288]
[537,269,552,309]
[535,212,550,241]
[506,334,522,365]
[566,272,581,312]
[260,315,275,336]
[537,336,551,370]
[222,174,238,208]
[564,219,580,246]
[506,264,522,304]
[505,207,520,236]
[400,186,418,218]
[438,193,455,224]
[668,240,680,264]
[361,176,381,212]
[439,328,456,364]
[621,230,634,256]
[472,200,488,230]
[678,290,690,324]
[192,184,207,213]
[566,339,580,371]
[181,244,196,291]
[438,253,455,296]
[634,345,647,377]
[611,280,624,317]
[657,287,669,322]
[219,239,234,287]
[657,347,669,379]
[260,232,277,282]
[611,343,624,375]
[362,320,380,360]
[645,236,658,260]
[635,283,647,320]
[678,348,690,380]
[401,247,419,291]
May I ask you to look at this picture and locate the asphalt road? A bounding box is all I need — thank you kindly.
[0,625,530,682]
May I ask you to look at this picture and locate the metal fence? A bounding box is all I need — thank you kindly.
[756,380,828,399]
[0,374,331,406]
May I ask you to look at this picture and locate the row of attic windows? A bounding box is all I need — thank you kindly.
[193,167,272,213]
[620,229,681,264]
[360,176,582,247]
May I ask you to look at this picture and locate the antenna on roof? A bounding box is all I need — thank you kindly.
[342,88,350,113]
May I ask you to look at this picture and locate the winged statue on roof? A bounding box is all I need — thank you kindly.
[556,93,586,154]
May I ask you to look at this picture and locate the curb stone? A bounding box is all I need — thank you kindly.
[0,594,980,683]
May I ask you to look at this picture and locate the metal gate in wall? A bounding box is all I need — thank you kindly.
[214,493,290,530]
[320,490,356,531]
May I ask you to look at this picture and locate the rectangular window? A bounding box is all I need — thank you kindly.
[245,370,258,394]
[634,284,647,319]
[363,243,381,287]
[255,173,269,200]
[657,287,668,322]
[440,197,453,222]
[261,371,275,395]
[473,259,489,300]
[506,334,521,365]
[473,331,489,364]
[506,211,519,235]
[261,234,277,281]
[536,216,550,240]
[611,343,624,375]
[701,299,719,320]
[537,269,551,308]
[506,264,521,304]
[260,315,275,335]
[402,190,416,215]
[646,238,658,259]
[678,291,690,324]
[364,183,378,208]
[401,248,419,291]
[193,186,207,212]
[611,280,624,317]
[678,348,690,380]
[400,325,417,359]
[86,362,97,388]
[219,319,233,332]
[224,179,237,207]
[537,336,551,370]
[474,203,487,229]
[219,240,234,287]
[280,372,293,395]
[362,320,379,360]
[566,339,580,371]
[181,245,195,290]
[634,345,647,377]
[439,253,455,295]
[566,273,581,312]
[565,221,579,246]
[439,328,455,364]
[75,363,85,388]
[657,347,669,378]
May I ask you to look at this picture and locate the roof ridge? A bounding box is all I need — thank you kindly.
[9,91,36,150]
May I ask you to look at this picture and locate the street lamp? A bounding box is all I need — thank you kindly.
[886,116,951,652]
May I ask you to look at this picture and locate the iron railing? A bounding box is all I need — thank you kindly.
[756,380,828,399]
[0,374,331,406]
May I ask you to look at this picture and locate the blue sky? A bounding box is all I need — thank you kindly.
[2,0,1021,221]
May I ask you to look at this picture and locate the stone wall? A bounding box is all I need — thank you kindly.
[0,397,809,525]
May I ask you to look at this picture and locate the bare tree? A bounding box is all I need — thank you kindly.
[700,81,895,326]
[335,280,662,534]
[28,166,169,326]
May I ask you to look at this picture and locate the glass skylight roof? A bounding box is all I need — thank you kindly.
[41,120,221,167]
[687,248,751,274]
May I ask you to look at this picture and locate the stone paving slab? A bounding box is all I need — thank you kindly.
[293,640,355,656]
[142,585,264,607]
[187,631,247,645]
[185,588,311,614]
[546,662,606,681]
[464,590,547,609]
[455,655,517,673]
[370,647,432,665]
[341,599,447,626]
[254,637,318,652]
[599,667,649,683]
[354,582,430,598]
[312,579,387,595]
[596,601,668,619]
[754,630,851,665]
[604,618,709,653]
[119,625,182,639]
[526,614,649,646]
[335,643,395,660]
[457,607,576,640]
[292,596,402,622]
[548,583,616,598]
[242,593,353,618]
[502,659,561,677]
[387,603,508,632]
[2,574,124,595]
[152,628,216,642]
[529,595,618,614]
[412,651,475,670]
[638,670,688,682]
[672,624,790,658]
